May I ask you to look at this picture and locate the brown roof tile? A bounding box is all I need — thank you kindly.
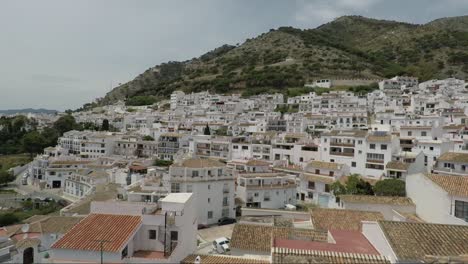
[437,152,468,163]
[311,208,384,231]
[182,255,269,264]
[426,174,468,197]
[230,224,327,252]
[272,247,390,264]
[51,214,141,252]
[173,158,225,168]
[339,195,414,206]
[386,161,410,171]
[379,221,468,262]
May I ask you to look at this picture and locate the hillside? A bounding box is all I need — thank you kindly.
[100,15,468,105]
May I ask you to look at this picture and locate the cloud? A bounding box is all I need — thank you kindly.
[295,0,383,25]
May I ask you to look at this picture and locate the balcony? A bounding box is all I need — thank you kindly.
[223,188,230,193]
[330,142,355,147]
[330,151,354,157]
[366,159,384,164]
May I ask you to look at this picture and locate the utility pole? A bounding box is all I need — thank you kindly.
[92,239,111,264]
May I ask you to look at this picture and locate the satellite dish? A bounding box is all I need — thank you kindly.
[21,224,29,233]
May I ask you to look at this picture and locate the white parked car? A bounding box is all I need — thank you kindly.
[212,237,230,254]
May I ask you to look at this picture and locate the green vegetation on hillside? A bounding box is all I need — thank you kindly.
[96,15,468,107]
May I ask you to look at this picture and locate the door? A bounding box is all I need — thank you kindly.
[52,181,61,188]
[300,193,305,201]
[23,247,33,264]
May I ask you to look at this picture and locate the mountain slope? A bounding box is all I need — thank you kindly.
[100,15,468,105]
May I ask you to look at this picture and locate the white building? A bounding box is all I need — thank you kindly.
[168,158,235,225]
[407,173,468,225]
[51,193,197,263]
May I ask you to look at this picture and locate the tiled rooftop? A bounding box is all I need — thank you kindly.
[52,214,141,252]
[426,173,468,197]
[379,221,468,262]
[339,195,414,206]
[311,208,384,231]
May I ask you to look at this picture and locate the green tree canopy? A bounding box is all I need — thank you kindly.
[53,115,78,135]
[22,131,46,158]
[373,179,406,196]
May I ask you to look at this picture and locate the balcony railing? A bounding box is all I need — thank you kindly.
[366,159,384,164]
[330,151,354,157]
[330,142,355,147]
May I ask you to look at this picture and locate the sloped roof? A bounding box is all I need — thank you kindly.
[51,214,141,252]
[339,195,414,206]
[307,160,341,170]
[272,247,390,264]
[386,161,410,171]
[379,221,468,262]
[182,255,269,264]
[230,224,327,252]
[437,152,468,163]
[173,158,225,168]
[311,208,384,231]
[426,174,468,197]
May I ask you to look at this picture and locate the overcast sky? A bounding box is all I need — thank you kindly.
[1,0,467,111]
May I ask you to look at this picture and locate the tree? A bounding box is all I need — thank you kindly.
[0,170,15,186]
[204,124,211,135]
[373,179,406,196]
[0,213,20,226]
[331,174,374,196]
[142,135,154,141]
[22,131,46,158]
[53,115,77,135]
[101,119,110,131]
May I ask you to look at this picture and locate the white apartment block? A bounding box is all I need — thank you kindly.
[168,158,235,225]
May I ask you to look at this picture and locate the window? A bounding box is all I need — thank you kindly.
[308,181,315,189]
[329,171,334,176]
[121,246,128,259]
[421,131,427,137]
[148,230,157,240]
[325,184,330,192]
[170,231,178,241]
[222,208,229,217]
[208,184,211,190]
[171,183,180,193]
[381,144,387,150]
[429,146,434,151]
[218,169,223,175]
[223,197,229,206]
[351,162,356,167]
[463,165,467,171]
[242,146,249,150]
[315,169,320,174]
[192,171,199,177]
[408,131,412,136]
[370,144,376,149]
[254,192,259,197]
[454,200,468,221]
[233,145,238,149]
[307,192,313,199]
[208,198,211,203]
[207,211,213,219]
[367,153,384,160]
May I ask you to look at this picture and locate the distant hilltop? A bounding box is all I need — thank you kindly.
[0,108,58,115]
[98,14,468,106]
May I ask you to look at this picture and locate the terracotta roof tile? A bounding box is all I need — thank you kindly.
[173,158,225,168]
[272,247,390,264]
[379,221,468,262]
[426,174,468,197]
[182,255,269,264]
[230,224,327,252]
[437,152,468,163]
[339,195,414,206]
[311,208,384,231]
[386,161,410,171]
[307,160,342,170]
[51,214,141,252]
